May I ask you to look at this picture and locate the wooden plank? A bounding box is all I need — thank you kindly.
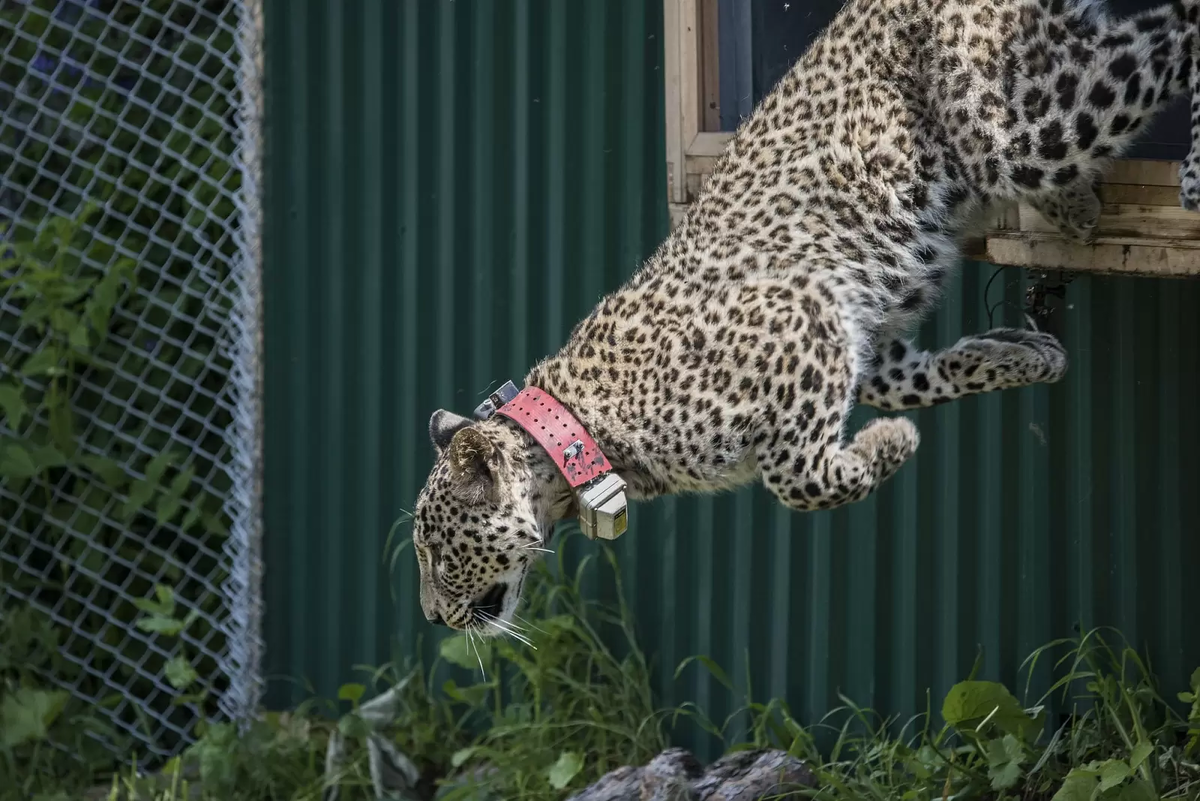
[687,131,735,158]
[984,233,1200,277]
[1098,183,1181,206]
[680,0,702,180]
[700,0,721,133]
[684,155,722,178]
[665,0,707,203]
[663,0,686,204]
[1106,159,1181,187]
[669,203,691,230]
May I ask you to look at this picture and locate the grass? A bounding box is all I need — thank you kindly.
[4,532,1199,800]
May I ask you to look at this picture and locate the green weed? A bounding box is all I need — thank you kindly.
[5,532,1197,801]
[681,626,1200,801]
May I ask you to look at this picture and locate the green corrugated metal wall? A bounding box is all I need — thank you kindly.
[262,0,1200,756]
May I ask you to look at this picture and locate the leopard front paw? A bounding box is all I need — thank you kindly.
[853,416,920,481]
[956,327,1068,385]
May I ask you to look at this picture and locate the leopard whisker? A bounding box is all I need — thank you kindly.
[467,626,487,679]
[487,618,535,648]
[512,611,548,635]
[480,612,535,649]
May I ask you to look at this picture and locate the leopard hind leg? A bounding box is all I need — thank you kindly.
[1180,1,1200,210]
[1000,1,1197,212]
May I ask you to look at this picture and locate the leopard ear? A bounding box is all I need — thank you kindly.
[429,409,472,455]
[446,427,499,504]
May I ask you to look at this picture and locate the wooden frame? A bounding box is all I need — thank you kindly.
[662,0,1200,278]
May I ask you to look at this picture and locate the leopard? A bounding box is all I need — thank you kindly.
[411,0,1200,633]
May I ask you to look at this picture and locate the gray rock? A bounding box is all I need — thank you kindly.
[565,748,817,801]
[693,749,817,800]
[563,765,643,801]
[641,748,704,800]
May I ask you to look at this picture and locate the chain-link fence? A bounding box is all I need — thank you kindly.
[0,0,262,760]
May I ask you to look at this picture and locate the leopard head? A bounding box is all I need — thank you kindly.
[412,409,568,634]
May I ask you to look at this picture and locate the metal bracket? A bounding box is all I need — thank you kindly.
[472,380,520,421]
[1024,270,1075,341]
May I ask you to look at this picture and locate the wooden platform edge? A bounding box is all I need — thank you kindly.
[979,233,1200,278]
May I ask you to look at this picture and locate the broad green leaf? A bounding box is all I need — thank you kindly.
[0,688,69,747]
[80,454,128,488]
[31,445,68,470]
[49,307,79,336]
[1098,758,1130,791]
[0,383,27,428]
[164,655,199,690]
[87,267,124,333]
[450,746,478,768]
[201,508,230,539]
[122,479,157,521]
[942,680,1041,741]
[337,712,370,740]
[155,466,194,526]
[985,734,1025,791]
[673,654,735,691]
[1052,769,1097,801]
[1,443,38,479]
[182,608,201,630]
[136,616,185,636]
[439,633,481,670]
[337,683,366,704]
[69,322,91,351]
[1185,667,1200,756]
[547,751,584,790]
[133,585,175,617]
[174,690,213,709]
[441,679,489,707]
[1110,778,1160,801]
[1129,741,1153,771]
[144,449,175,486]
[21,348,63,377]
[154,584,176,608]
[180,498,204,531]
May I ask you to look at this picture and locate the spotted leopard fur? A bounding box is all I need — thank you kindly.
[413,0,1200,632]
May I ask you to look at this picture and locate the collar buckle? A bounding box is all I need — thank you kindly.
[472,380,520,421]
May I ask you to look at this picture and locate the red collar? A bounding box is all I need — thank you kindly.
[492,386,614,488]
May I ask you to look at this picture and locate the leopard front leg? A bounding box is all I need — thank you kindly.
[857,330,1068,411]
